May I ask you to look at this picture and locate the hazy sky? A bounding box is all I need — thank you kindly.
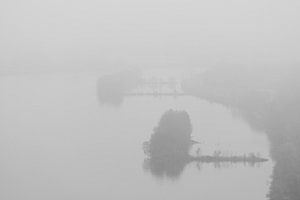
[1,0,300,72]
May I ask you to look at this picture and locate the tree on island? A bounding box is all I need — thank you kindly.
[143,110,195,179]
[144,109,193,159]
[143,109,268,179]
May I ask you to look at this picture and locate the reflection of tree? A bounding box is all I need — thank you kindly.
[143,109,268,180]
[143,157,187,180]
[143,110,193,179]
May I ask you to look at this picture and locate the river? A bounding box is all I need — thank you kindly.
[0,70,273,200]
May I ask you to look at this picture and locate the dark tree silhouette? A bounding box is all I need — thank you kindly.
[145,109,193,159]
[143,110,194,179]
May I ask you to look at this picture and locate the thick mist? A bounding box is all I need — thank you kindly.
[1,0,300,74]
[1,1,300,200]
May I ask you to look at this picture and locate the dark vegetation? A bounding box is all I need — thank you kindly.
[144,110,193,159]
[97,70,142,106]
[143,110,193,179]
[143,109,268,179]
[182,66,300,200]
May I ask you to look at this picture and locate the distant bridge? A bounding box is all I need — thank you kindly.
[140,80,181,89]
[141,80,180,85]
[123,92,188,97]
[124,79,186,97]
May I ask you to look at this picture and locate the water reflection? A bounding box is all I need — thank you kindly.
[97,70,184,106]
[143,109,268,180]
[0,73,273,199]
[143,110,194,179]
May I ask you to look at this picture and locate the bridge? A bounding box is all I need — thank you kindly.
[123,92,187,97]
[122,79,185,97]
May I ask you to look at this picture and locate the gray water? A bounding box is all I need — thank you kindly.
[0,71,273,200]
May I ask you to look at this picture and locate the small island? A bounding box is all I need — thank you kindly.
[143,109,268,178]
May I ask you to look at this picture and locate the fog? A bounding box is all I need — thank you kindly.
[1,0,300,74]
[1,1,300,200]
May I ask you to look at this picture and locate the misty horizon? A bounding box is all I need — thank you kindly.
[1,1,300,200]
[1,0,300,74]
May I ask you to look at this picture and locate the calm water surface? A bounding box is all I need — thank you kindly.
[0,72,273,200]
